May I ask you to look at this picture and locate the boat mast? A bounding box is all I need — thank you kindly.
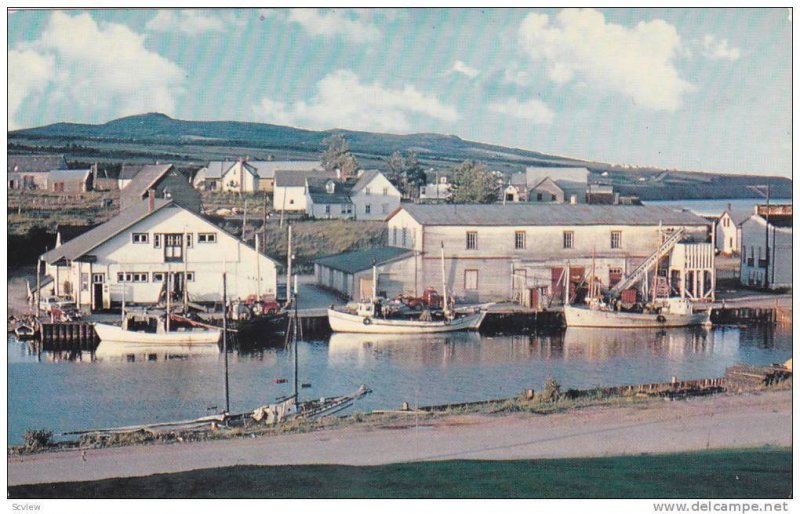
[222,272,230,413]
[183,230,189,312]
[372,260,378,302]
[286,225,292,307]
[293,275,299,401]
[165,267,171,332]
[441,242,449,316]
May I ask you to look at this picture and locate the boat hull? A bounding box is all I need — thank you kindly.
[93,323,222,345]
[563,305,711,328]
[327,309,486,334]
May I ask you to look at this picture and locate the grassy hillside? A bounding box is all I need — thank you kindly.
[10,113,791,199]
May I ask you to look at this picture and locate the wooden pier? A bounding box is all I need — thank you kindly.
[39,322,99,350]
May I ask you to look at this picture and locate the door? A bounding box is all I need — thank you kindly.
[551,267,564,302]
[359,277,373,300]
[569,266,585,302]
[92,273,105,311]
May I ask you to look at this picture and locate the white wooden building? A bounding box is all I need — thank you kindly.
[715,206,750,256]
[384,203,714,304]
[306,170,401,220]
[314,247,415,300]
[38,196,278,312]
[739,204,792,290]
[193,160,322,193]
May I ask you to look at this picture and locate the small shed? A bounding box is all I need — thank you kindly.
[314,247,416,300]
[47,169,94,193]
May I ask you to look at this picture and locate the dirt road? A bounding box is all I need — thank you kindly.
[7,390,790,486]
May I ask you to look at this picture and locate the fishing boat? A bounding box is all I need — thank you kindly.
[563,298,711,328]
[328,242,487,334]
[94,311,221,346]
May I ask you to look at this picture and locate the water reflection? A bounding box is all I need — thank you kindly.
[93,342,221,362]
[327,327,723,366]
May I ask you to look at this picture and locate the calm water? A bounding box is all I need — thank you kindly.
[8,325,792,445]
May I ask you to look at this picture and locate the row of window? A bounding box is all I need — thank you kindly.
[463,230,623,250]
[117,272,195,283]
[322,203,391,215]
[132,232,217,246]
[363,187,390,196]
[391,227,414,247]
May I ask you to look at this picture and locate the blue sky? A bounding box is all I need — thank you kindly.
[7,8,792,177]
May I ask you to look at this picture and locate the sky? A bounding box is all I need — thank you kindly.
[7,7,793,178]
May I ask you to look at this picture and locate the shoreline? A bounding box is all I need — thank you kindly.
[7,388,791,487]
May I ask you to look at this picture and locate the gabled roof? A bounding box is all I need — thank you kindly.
[120,164,174,209]
[350,170,382,193]
[41,199,173,264]
[314,246,414,274]
[119,164,145,181]
[248,160,322,179]
[47,169,92,182]
[722,208,752,226]
[390,203,711,227]
[306,178,353,205]
[8,154,67,174]
[275,170,319,187]
[201,161,238,179]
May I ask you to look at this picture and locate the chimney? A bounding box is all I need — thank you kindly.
[148,189,155,212]
[727,202,732,212]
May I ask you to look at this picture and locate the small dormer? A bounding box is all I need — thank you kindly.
[325,180,336,194]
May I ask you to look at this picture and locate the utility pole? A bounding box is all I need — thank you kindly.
[222,272,230,413]
[748,184,771,288]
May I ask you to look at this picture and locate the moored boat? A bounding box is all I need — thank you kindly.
[564,298,711,328]
[328,306,486,334]
[94,322,222,345]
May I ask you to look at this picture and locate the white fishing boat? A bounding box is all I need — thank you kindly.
[563,299,711,328]
[328,306,486,333]
[94,311,221,346]
[328,242,487,334]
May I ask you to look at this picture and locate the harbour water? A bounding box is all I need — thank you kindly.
[7,324,791,445]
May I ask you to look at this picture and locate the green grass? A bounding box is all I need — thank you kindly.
[9,447,791,499]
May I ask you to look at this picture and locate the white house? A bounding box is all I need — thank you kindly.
[419,176,452,202]
[305,170,402,220]
[384,203,713,304]
[37,196,278,312]
[274,170,318,212]
[525,166,590,187]
[739,204,792,290]
[194,160,322,193]
[715,206,750,256]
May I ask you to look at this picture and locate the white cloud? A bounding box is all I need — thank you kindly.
[518,8,693,111]
[450,60,480,79]
[8,49,55,130]
[702,34,741,61]
[9,11,184,128]
[489,97,554,124]
[145,10,243,34]
[254,69,458,132]
[287,9,380,43]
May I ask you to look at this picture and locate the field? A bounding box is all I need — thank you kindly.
[9,448,791,499]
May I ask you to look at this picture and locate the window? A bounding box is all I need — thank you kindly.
[563,231,574,249]
[537,193,543,201]
[132,233,149,244]
[340,205,347,214]
[465,269,479,290]
[466,231,478,250]
[117,272,133,283]
[551,194,557,201]
[365,187,371,196]
[514,231,526,250]
[402,227,407,247]
[152,272,165,282]
[325,205,331,214]
[383,187,388,196]
[186,234,193,248]
[365,204,371,214]
[153,234,161,249]
[393,227,398,245]
[610,231,622,249]
[289,199,294,204]
[92,273,105,284]
[81,273,89,292]
[164,234,184,262]
[186,272,195,282]
[132,273,148,283]
[198,233,217,244]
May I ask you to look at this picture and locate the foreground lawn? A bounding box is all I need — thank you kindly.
[10,447,791,499]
